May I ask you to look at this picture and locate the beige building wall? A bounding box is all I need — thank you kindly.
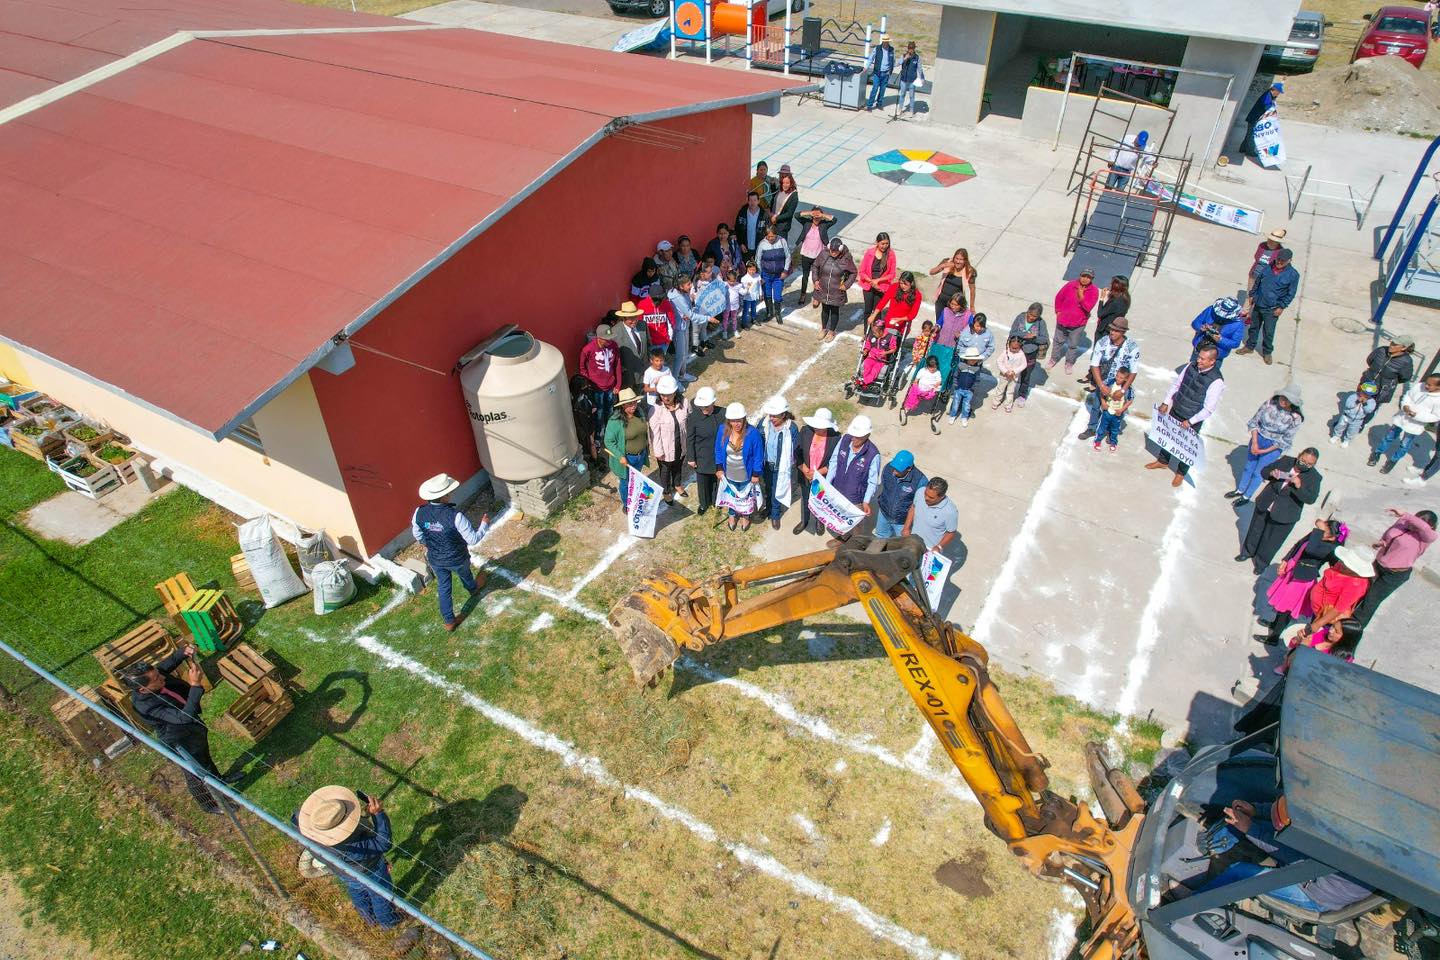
[10,354,365,556]
[0,343,30,385]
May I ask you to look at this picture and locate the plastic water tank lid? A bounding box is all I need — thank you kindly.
[487,332,535,362]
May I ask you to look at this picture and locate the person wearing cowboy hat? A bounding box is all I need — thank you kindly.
[794,407,841,535]
[125,646,239,813]
[686,386,723,515]
[611,301,650,393]
[946,345,987,426]
[759,396,800,530]
[604,387,649,511]
[865,33,896,111]
[826,415,882,524]
[1189,297,1246,366]
[294,785,405,932]
[412,474,490,631]
[1078,315,1140,440]
[1251,227,1288,278]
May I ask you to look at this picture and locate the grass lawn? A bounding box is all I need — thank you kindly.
[0,328,1160,960]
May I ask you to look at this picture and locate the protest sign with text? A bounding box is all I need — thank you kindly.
[808,475,864,535]
[1147,407,1206,469]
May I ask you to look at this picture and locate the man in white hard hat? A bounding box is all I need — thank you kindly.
[411,473,490,631]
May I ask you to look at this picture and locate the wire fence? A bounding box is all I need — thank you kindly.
[0,631,502,960]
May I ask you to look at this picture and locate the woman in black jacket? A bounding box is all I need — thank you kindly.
[1237,448,1322,574]
[770,170,800,243]
[685,386,723,515]
[1093,275,1130,345]
[793,407,842,534]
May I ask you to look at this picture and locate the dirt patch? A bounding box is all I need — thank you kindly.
[933,852,994,898]
[0,873,112,960]
[1284,54,1440,136]
[379,724,425,766]
[187,503,240,546]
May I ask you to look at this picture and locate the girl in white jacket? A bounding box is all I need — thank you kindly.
[1370,374,1440,473]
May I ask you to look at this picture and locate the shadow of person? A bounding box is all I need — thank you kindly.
[393,786,527,906]
[229,670,371,788]
[466,528,562,620]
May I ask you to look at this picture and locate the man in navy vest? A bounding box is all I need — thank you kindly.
[411,473,490,631]
[865,34,896,111]
[1145,345,1226,488]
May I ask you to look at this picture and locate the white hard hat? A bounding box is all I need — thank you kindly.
[847,415,873,437]
[724,402,747,420]
[694,386,717,407]
[763,396,789,416]
[657,375,678,396]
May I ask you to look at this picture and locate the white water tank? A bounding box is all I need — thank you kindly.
[458,330,578,482]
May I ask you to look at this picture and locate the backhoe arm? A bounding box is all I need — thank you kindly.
[609,535,1146,959]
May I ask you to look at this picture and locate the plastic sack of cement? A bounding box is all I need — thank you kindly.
[311,560,356,616]
[238,515,308,608]
[296,528,331,587]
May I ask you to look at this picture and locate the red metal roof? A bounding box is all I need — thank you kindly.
[0,11,801,437]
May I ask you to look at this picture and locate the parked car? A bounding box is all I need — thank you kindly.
[1263,10,1326,71]
[609,0,804,19]
[1352,5,1431,68]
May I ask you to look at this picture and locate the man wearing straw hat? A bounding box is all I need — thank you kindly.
[295,785,405,932]
[412,474,490,631]
[612,301,650,394]
[865,33,896,111]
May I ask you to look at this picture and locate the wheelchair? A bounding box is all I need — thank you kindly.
[897,382,949,435]
[843,340,905,407]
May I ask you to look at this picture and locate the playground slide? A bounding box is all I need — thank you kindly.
[613,19,671,53]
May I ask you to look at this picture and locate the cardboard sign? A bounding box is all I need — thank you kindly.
[1147,407,1206,470]
[695,280,729,318]
[808,475,865,535]
[920,549,951,609]
[626,468,665,538]
[716,479,757,516]
[1139,179,1262,234]
[1252,107,1286,169]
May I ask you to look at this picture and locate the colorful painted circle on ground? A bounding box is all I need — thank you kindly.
[867,149,977,187]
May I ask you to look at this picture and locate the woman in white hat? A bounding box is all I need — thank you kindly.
[1304,545,1375,642]
[686,386,723,514]
[825,415,882,520]
[795,407,841,534]
[760,396,800,530]
[648,375,688,503]
[412,474,490,631]
[603,388,648,512]
[294,785,402,929]
[714,401,764,531]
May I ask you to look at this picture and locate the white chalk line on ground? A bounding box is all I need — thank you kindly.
[350,628,960,960]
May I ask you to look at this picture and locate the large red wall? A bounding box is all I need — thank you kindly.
[310,105,754,552]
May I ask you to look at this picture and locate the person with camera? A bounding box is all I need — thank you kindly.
[125,646,239,813]
[1189,297,1246,367]
[296,785,411,937]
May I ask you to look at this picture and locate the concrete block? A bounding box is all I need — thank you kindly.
[398,557,434,583]
[489,462,589,519]
[353,562,384,586]
[368,555,425,594]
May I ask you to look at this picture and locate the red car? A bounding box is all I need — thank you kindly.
[1353,5,1431,68]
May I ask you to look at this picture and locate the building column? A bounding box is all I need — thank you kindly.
[930,6,996,127]
[1171,37,1262,163]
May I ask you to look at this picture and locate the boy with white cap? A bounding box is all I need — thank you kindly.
[412,474,490,631]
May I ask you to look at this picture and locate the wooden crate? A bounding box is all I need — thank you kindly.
[216,642,276,693]
[94,443,144,484]
[222,676,293,742]
[231,553,256,592]
[51,686,119,755]
[96,677,145,730]
[0,382,38,411]
[62,421,115,456]
[156,573,197,618]
[8,418,64,462]
[56,455,122,500]
[179,589,241,654]
[93,620,212,692]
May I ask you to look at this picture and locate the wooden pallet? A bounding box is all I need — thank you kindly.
[231,553,256,592]
[51,686,119,756]
[216,642,276,693]
[180,589,241,654]
[94,620,211,691]
[222,676,293,742]
[94,444,143,484]
[155,573,197,618]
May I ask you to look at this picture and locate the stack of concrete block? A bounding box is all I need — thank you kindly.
[487,461,589,518]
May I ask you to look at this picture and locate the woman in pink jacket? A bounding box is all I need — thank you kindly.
[1049,267,1099,373]
[647,376,689,503]
[857,232,898,320]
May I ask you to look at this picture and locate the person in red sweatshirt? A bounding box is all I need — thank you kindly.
[579,324,620,456]
[1049,267,1099,373]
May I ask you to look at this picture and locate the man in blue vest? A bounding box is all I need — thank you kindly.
[411,473,490,631]
[865,34,896,111]
[898,41,925,114]
[874,450,927,539]
[1145,345,1226,488]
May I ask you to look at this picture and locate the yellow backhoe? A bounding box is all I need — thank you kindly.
[608,535,1440,960]
[609,534,1145,959]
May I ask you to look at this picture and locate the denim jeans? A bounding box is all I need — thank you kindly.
[1376,425,1420,463]
[342,861,402,928]
[1238,440,1283,497]
[1084,390,1104,431]
[867,71,891,108]
[740,299,758,328]
[1096,411,1125,446]
[593,390,615,449]
[432,562,478,625]
[762,464,787,522]
[1331,394,1373,441]
[947,388,974,419]
[620,453,646,507]
[672,321,690,378]
[899,80,918,111]
[1245,308,1280,355]
[874,512,904,538]
[1105,171,1132,190]
[1199,862,1323,912]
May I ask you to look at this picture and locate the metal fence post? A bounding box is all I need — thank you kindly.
[193,761,287,899]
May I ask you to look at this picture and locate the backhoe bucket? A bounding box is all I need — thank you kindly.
[610,582,685,686]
